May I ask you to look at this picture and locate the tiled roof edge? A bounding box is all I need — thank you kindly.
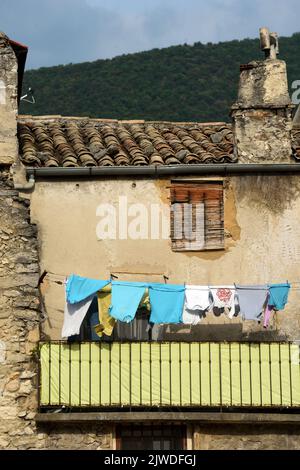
[17,114,230,127]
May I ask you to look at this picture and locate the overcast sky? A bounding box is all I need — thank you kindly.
[2,0,300,69]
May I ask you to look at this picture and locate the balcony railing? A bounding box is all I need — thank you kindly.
[39,341,300,409]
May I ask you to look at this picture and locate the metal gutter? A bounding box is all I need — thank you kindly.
[26,164,300,179]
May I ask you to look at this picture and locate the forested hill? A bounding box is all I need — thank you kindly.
[20,33,300,122]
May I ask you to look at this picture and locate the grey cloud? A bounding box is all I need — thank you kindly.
[1,0,300,69]
[2,0,129,68]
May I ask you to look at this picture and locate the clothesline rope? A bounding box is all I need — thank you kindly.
[43,272,300,289]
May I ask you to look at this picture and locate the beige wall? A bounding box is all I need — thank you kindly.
[29,174,300,341]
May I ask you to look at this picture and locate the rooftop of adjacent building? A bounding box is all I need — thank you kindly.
[17,115,300,167]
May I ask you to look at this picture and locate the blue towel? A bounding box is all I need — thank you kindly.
[66,274,110,304]
[268,283,291,310]
[149,283,185,324]
[109,281,147,323]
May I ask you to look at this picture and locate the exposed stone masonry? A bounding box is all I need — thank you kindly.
[193,424,300,450]
[38,424,113,450]
[0,167,41,448]
[231,59,294,163]
[0,167,114,449]
[0,33,18,165]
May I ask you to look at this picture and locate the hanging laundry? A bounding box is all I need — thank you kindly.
[182,308,202,325]
[263,295,273,329]
[66,274,110,304]
[115,312,150,341]
[184,285,212,311]
[62,295,94,338]
[139,291,151,313]
[149,283,185,324]
[263,283,291,329]
[183,285,212,325]
[268,283,291,310]
[86,297,104,341]
[210,286,236,318]
[94,290,116,337]
[236,285,268,321]
[233,294,241,317]
[109,281,147,323]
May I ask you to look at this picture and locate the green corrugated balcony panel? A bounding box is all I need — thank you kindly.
[39,341,300,409]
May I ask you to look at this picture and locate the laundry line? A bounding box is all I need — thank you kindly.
[59,274,292,337]
[42,271,300,290]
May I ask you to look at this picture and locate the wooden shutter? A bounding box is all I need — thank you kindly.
[170,182,224,251]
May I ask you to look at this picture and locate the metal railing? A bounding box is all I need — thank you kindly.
[39,341,300,410]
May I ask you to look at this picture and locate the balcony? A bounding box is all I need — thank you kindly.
[39,341,300,410]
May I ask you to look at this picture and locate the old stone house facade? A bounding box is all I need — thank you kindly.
[1,28,300,449]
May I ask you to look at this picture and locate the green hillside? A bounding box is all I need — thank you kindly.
[20,33,300,122]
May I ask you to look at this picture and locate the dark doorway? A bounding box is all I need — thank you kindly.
[116,424,186,450]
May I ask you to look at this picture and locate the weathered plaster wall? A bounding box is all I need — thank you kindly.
[236,60,291,108]
[29,174,300,342]
[192,424,300,450]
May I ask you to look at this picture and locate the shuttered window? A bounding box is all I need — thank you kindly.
[170,182,224,251]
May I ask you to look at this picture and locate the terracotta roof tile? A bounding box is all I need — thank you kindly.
[18,116,300,166]
[17,116,237,167]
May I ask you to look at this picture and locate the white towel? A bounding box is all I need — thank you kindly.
[182,308,202,325]
[183,286,212,325]
[210,286,236,318]
[62,295,94,338]
[184,285,212,310]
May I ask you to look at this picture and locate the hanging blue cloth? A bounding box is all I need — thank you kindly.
[66,274,110,304]
[149,283,185,324]
[109,281,148,323]
[268,283,291,310]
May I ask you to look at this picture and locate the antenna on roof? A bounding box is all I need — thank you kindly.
[20,87,35,104]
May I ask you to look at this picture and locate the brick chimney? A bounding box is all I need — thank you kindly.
[0,33,21,165]
[231,27,294,163]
